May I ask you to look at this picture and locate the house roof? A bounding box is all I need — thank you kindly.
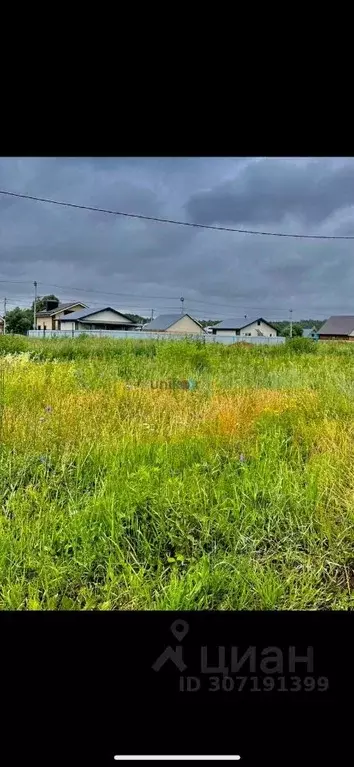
[36,301,87,317]
[144,313,204,331]
[215,317,278,332]
[318,316,354,336]
[59,306,134,323]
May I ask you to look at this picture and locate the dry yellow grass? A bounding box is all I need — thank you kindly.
[2,366,318,453]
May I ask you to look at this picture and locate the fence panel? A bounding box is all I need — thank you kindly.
[27,330,285,345]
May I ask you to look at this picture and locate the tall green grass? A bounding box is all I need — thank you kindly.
[0,335,354,610]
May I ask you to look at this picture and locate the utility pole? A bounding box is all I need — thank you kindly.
[151,309,154,322]
[289,308,293,338]
[180,297,185,315]
[33,281,38,330]
[3,297,6,334]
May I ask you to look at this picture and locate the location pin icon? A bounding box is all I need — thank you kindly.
[170,620,189,641]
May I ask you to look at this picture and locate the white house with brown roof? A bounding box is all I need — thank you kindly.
[36,300,88,331]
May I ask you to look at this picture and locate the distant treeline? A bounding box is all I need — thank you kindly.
[272,319,324,337]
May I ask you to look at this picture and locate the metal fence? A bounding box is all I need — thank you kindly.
[28,329,286,345]
[212,335,285,345]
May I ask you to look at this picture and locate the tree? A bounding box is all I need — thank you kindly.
[124,313,149,324]
[31,294,60,313]
[5,307,33,335]
[199,319,220,328]
[274,319,325,337]
[290,323,303,338]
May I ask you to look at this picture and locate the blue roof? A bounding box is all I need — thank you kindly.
[144,313,204,331]
[59,307,133,322]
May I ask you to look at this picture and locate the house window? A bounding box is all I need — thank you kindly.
[245,332,252,336]
[257,320,261,326]
[38,325,41,330]
[270,333,272,337]
[43,324,46,330]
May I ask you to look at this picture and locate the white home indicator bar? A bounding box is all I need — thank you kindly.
[114,757,241,761]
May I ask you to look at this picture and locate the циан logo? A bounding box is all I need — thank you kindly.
[152,620,189,672]
[152,620,328,694]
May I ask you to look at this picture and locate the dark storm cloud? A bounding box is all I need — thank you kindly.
[185,158,354,228]
[1,156,354,320]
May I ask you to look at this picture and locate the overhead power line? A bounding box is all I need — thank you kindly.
[38,282,295,312]
[0,281,273,312]
[0,290,333,319]
[41,282,181,302]
[35,281,296,312]
[0,278,179,301]
[0,282,335,317]
[0,188,353,240]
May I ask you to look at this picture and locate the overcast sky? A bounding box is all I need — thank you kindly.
[1,156,354,320]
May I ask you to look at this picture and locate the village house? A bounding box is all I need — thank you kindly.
[212,317,278,337]
[302,327,319,339]
[36,299,88,331]
[58,306,137,331]
[144,313,205,334]
[318,316,354,341]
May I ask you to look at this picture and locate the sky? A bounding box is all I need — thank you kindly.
[1,156,354,321]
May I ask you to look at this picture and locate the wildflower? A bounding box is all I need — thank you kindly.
[39,417,45,422]
[45,405,52,413]
[239,453,246,463]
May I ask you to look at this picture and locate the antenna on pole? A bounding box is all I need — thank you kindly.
[33,281,38,331]
[180,297,185,315]
[289,308,293,338]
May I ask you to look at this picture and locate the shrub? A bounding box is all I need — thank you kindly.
[0,335,28,355]
[286,337,317,354]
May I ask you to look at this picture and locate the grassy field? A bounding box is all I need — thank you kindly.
[1,334,354,610]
